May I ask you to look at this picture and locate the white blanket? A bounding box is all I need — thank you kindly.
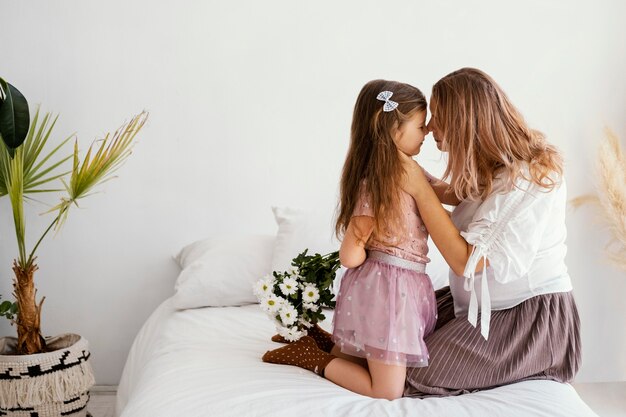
[116,299,597,417]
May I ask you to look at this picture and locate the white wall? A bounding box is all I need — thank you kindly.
[0,0,624,385]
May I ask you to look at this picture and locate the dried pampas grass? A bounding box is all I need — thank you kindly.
[571,128,626,271]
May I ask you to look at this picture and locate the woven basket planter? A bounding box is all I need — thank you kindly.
[0,333,95,417]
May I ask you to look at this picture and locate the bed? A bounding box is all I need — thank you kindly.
[116,208,598,417]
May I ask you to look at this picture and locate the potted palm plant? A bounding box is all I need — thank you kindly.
[0,77,147,416]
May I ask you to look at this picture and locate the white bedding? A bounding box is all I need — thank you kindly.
[116,298,598,417]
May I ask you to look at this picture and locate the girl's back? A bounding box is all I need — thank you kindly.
[354,184,430,264]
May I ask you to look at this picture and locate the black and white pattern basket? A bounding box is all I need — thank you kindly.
[0,334,95,417]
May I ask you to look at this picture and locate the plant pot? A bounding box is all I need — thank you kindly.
[0,333,95,417]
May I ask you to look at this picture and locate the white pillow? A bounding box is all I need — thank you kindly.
[172,234,275,309]
[270,206,341,273]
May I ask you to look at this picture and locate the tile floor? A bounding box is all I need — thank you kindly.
[88,387,116,417]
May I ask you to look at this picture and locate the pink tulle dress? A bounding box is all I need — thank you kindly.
[332,186,437,367]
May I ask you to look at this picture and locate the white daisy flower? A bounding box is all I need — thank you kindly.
[287,266,300,276]
[289,327,306,341]
[279,304,298,326]
[279,277,298,296]
[275,296,289,309]
[298,317,313,328]
[302,285,320,303]
[260,295,282,313]
[279,326,305,342]
[253,276,275,297]
[303,302,319,312]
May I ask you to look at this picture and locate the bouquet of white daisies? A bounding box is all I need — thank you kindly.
[254,250,340,341]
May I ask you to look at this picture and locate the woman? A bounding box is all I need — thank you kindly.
[400,68,581,397]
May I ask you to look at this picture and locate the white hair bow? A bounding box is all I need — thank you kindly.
[376,91,398,112]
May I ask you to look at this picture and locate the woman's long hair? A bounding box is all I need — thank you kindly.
[335,79,426,244]
[432,68,563,200]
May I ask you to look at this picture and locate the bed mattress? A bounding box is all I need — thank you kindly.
[116,298,597,417]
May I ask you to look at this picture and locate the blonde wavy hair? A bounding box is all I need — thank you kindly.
[336,79,427,243]
[432,68,563,199]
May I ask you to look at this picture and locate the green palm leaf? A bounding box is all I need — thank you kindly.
[23,111,73,189]
[0,145,26,263]
[69,112,147,204]
[0,107,72,198]
[29,112,148,267]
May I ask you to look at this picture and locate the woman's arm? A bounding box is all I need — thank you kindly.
[400,154,486,276]
[423,170,462,206]
[339,216,374,269]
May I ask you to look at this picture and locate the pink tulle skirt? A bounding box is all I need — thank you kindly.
[332,251,437,367]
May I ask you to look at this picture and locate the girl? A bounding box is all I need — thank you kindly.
[262,79,437,400]
[400,68,581,397]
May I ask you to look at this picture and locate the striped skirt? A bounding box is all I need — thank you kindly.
[403,287,582,398]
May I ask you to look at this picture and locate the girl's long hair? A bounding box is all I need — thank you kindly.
[432,68,563,200]
[336,79,426,244]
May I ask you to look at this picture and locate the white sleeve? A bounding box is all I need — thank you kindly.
[459,179,555,340]
[461,182,553,284]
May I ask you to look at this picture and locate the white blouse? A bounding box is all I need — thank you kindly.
[449,172,572,340]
